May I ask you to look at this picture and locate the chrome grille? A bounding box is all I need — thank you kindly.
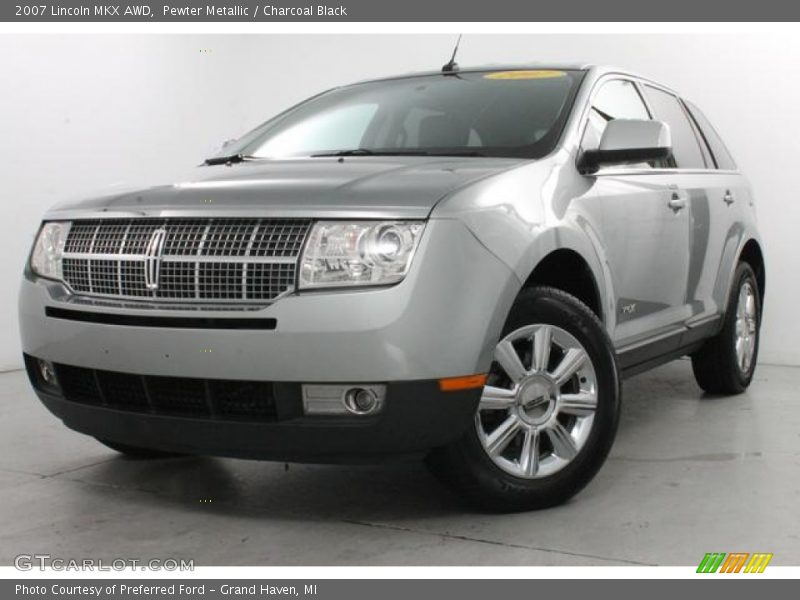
[62,219,312,303]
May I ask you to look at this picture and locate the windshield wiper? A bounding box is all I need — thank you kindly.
[311,149,430,157]
[426,151,487,157]
[313,148,375,157]
[203,154,255,166]
[312,149,488,158]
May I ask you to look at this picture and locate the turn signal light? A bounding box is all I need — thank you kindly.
[438,374,488,392]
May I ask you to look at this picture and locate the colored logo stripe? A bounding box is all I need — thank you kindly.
[697,553,726,573]
[719,553,749,573]
[697,552,773,573]
[744,553,773,573]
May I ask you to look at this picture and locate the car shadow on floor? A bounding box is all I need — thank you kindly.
[74,452,476,521]
[65,360,712,521]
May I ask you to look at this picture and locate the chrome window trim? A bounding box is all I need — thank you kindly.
[593,168,741,177]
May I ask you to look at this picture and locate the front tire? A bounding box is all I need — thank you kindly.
[691,262,761,395]
[427,287,620,512]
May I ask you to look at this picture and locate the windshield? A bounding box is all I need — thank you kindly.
[222,70,585,160]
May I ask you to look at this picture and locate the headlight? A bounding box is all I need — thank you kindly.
[299,221,425,289]
[30,222,70,280]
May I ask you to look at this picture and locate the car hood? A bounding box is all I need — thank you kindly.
[47,156,524,220]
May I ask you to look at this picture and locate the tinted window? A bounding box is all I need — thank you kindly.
[685,104,715,167]
[254,103,379,157]
[581,79,650,151]
[642,86,706,169]
[398,106,483,148]
[222,70,585,160]
[683,100,737,170]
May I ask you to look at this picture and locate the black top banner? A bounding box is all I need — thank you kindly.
[4,0,800,22]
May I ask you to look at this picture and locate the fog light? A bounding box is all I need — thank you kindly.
[345,388,379,414]
[38,359,58,387]
[301,384,386,416]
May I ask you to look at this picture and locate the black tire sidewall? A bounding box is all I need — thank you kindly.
[454,287,620,508]
[722,263,761,389]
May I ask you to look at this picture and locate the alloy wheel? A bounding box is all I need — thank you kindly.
[476,324,598,479]
[734,281,758,373]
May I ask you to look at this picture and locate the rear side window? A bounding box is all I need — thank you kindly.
[581,79,650,151]
[642,86,706,169]
[683,100,737,170]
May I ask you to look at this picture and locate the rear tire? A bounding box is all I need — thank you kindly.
[427,286,620,512]
[97,438,186,459]
[691,262,761,395]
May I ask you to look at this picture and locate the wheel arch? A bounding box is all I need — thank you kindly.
[520,248,605,323]
[447,215,615,356]
[738,238,765,310]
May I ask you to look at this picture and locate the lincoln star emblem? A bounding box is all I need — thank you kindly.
[143,228,167,290]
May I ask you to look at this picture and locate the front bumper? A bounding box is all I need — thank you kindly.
[19,218,518,459]
[25,355,481,461]
[19,219,517,382]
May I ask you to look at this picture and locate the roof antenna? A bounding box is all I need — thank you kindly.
[441,34,462,74]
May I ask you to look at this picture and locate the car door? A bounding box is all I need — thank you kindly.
[681,99,750,325]
[639,86,738,332]
[579,78,692,348]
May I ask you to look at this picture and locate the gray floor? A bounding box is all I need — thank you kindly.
[0,359,798,566]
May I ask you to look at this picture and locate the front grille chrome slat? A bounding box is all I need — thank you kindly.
[61,218,311,304]
[117,223,131,296]
[87,223,100,294]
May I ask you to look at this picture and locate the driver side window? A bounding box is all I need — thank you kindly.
[581,79,650,152]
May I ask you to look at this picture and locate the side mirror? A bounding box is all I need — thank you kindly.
[578,119,672,174]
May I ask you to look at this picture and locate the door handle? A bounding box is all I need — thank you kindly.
[723,190,735,205]
[668,192,687,212]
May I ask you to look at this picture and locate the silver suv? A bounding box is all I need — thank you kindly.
[20,65,765,511]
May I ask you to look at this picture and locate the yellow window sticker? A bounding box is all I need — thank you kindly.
[484,70,567,80]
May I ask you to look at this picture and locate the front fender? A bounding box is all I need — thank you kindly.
[432,154,614,334]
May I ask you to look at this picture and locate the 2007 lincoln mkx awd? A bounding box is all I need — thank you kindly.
[19,64,765,511]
